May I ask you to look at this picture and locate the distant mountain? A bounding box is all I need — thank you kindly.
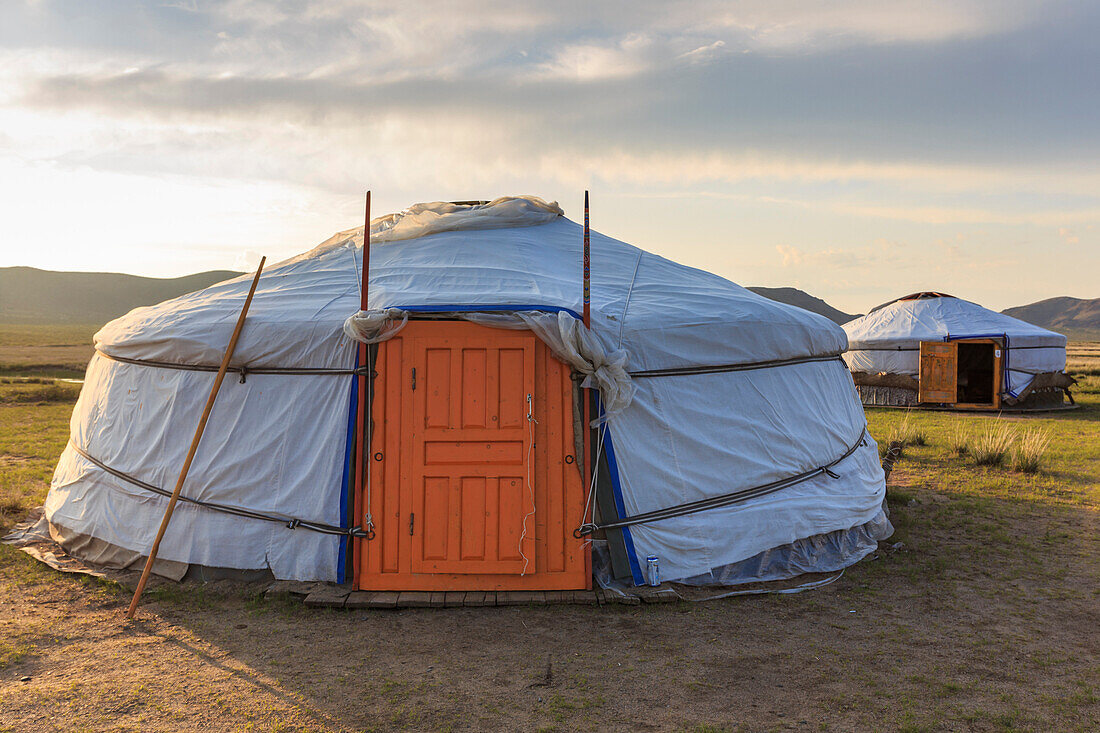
[748,287,860,325]
[0,267,241,325]
[1002,296,1100,341]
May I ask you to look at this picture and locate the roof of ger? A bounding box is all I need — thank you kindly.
[845,293,1066,351]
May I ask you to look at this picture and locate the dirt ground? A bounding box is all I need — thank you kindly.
[0,485,1097,733]
[0,360,1098,731]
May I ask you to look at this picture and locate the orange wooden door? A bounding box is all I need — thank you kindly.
[356,320,589,592]
[918,341,958,403]
[409,333,536,574]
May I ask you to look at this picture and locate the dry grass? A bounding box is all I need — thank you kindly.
[1011,427,1053,473]
[884,410,928,455]
[0,323,97,379]
[947,422,970,456]
[1066,342,1100,377]
[0,380,82,404]
[971,421,1016,466]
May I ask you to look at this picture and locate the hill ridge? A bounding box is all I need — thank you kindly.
[0,266,241,325]
[1002,296,1100,340]
[747,286,859,325]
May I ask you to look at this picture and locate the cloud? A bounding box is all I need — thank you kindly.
[12,2,1099,178]
[0,0,1047,83]
[1058,227,1080,244]
[679,40,727,63]
[704,0,1036,48]
[776,244,803,266]
[0,0,1097,312]
[534,35,656,81]
[234,249,263,271]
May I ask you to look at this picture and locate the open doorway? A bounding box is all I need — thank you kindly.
[956,342,996,405]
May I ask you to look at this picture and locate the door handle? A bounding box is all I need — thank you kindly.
[409,512,415,535]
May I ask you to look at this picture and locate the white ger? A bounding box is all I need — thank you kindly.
[45,197,890,589]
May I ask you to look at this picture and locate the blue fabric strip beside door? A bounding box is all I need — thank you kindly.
[336,352,359,584]
[596,394,644,585]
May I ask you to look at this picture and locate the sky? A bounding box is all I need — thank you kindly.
[0,1,1097,314]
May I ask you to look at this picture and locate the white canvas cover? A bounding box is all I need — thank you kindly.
[46,197,888,584]
[843,295,1067,398]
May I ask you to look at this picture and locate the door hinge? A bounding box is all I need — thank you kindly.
[411,367,417,390]
[409,512,415,535]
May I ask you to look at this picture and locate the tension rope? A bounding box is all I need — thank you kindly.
[95,350,368,382]
[69,442,370,538]
[574,426,868,537]
[628,353,843,378]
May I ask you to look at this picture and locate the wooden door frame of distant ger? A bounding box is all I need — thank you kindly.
[353,319,590,592]
[918,338,1002,409]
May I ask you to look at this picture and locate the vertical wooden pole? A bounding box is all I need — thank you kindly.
[583,191,590,330]
[126,257,266,619]
[362,191,371,307]
[352,191,371,590]
[582,190,593,588]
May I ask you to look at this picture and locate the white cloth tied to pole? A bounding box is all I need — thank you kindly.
[517,310,635,425]
[342,308,635,424]
[342,308,409,344]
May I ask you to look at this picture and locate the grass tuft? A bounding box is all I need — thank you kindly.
[886,411,929,453]
[1010,427,1052,474]
[947,423,970,456]
[971,422,1015,467]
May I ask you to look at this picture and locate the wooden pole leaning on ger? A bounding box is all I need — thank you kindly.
[125,257,267,619]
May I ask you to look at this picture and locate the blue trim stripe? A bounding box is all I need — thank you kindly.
[336,352,360,584]
[395,303,583,320]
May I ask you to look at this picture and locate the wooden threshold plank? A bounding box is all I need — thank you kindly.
[367,591,401,609]
[303,586,351,608]
[396,591,433,608]
[343,591,376,609]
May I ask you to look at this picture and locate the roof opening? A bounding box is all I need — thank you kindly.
[869,291,956,314]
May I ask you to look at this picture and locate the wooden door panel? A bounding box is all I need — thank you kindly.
[423,440,524,464]
[423,348,452,428]
[919,341,958,403]
[410,333,535,575]
[460,348,487,427]
[412,474,529,574]
[497,348,527,428]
